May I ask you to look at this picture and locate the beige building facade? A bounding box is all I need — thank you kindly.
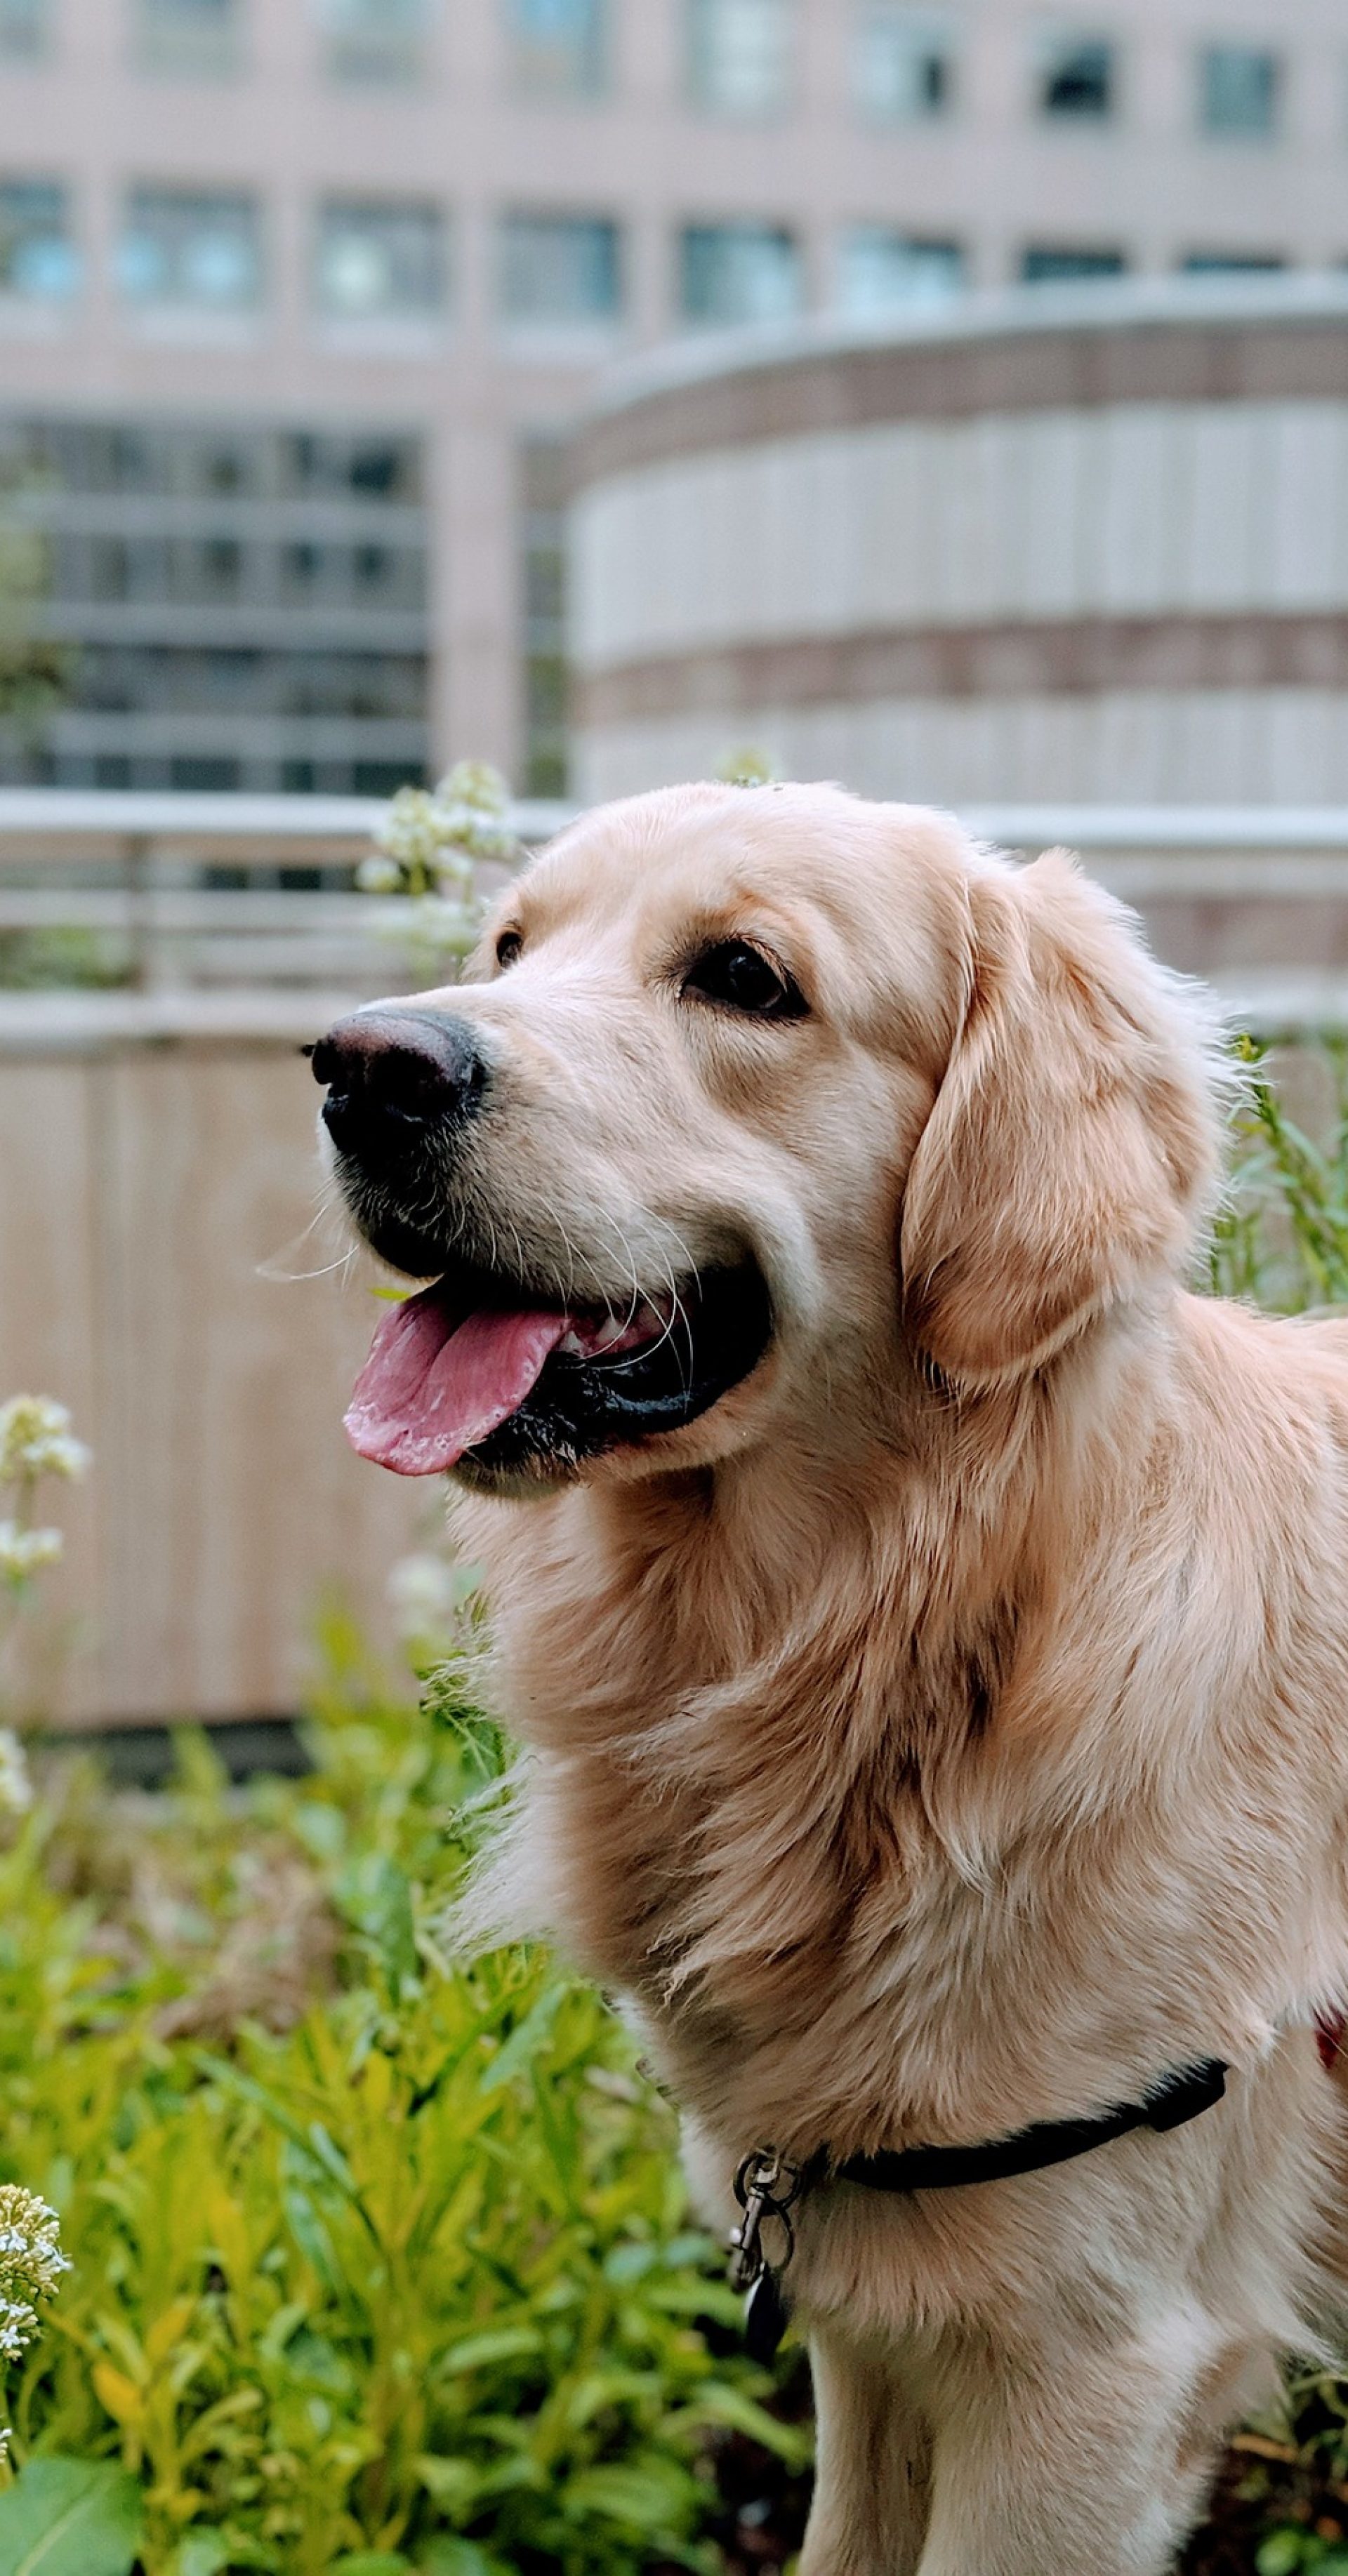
[1,0,1347,796]
[568,280,1348,803]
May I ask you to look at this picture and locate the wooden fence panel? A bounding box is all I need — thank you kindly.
[0,1030,428,1726]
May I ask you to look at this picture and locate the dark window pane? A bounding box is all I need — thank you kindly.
[838,227,963,312]
[0,179,79,300]
[1182,251,1284,272]
[0,0,48,62]
[1199,44,1279,138]
[680,222,800,324]
[316,200,447,319]
[1037,34,1114,119]
[118,187,262,308]
[1022,244,1126,281]
[171,755,240,789]
[134,0,242,77]
[319,0,428,83]
[500,213,621,321]
[687,0,791,115]
[508,0,607,98]
[852,4,953,120]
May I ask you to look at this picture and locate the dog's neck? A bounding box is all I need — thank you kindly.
[454,1302,1187,2155]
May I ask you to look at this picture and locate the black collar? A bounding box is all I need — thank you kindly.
[730,2058,1230,2362]
[831,2056,1229,2195]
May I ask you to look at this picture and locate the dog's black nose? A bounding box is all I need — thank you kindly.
[311,1009,486,1157]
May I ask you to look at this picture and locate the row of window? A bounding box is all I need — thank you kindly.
[0,418,423,499]
[50,533,425,612]
[0,182,1309,329]
[0,0,1297,138]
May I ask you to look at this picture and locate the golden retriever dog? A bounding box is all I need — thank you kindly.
[313,781,1348,2575]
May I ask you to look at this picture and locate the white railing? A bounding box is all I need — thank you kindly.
[4,790,1348,1033]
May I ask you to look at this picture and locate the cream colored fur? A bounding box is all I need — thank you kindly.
[409,781,1348,2575]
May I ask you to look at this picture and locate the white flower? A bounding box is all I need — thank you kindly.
[361,759,517,924]
[434,758,509,818]
[355,853,402,894]
[0,1731,32,1816]
[389,1552,458,1641]
[0,1522,62,1581]
[0,2187,69,2351]
[0,1398,89,1487]
[429,846,474,894]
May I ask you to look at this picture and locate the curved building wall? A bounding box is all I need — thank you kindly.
[569,284,1348,805]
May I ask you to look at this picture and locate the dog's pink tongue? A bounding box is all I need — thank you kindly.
[344,1284,569,1475]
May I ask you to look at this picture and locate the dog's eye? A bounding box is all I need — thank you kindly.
[683,940,804,1019]
[495,929,524,969]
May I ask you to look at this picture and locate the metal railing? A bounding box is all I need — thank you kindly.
[3,790,1348,1034]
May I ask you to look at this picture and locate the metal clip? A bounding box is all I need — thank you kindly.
[727,2146,802,2293]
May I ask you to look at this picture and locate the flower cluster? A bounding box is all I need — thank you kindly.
[0,1397,89,1488]
[0,2184,69,2445]
[356,760,518,962]
[0,1398,88,1600]
[0,1522,62,1581]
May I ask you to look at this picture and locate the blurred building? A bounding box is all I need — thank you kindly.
[0,0,1345,797]
[569,277,1348,803]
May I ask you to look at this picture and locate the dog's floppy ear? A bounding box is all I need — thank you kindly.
[899,849,1220,1386]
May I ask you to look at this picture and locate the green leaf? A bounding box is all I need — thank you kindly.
[420,2544,511,2576]
[439,2325,544,2375]
[477,1981,568,2093]
[1257,2535,1316,2576]
[564,2459,699,2532]
[331,2558,410,2575]
[691,2378,814,2459]
[0,2457,143,2576]
[177,2537,232,2576]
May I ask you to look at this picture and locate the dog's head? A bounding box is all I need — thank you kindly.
[315,782,1221,1495]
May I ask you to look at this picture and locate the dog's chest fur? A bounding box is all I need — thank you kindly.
[454,1394,1343,2181]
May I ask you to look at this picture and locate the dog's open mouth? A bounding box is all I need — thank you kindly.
[343,1258,773,1480]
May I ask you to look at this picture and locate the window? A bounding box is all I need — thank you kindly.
[284,432,421,498]
[1181,251,1284,272]
[687,0,791,117]
[117,188,262,309]
[0,180,79,298]
[1021,243,1126,279]
[852,4,952,119]
[1198,44,1279,138]
[499,213,620,325]
[318,0,427,83]
[134,0,241,74]
[316,201,447,321]
[1035,31,1115,119]
[0,0,48,60]
[838,227,963,314]
[680,223,800,326]
[507,0,605,98]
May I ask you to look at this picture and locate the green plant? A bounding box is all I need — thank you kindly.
[0,474,68,731]
[0,1612,802,2575]
[1210,1035,1348,1313]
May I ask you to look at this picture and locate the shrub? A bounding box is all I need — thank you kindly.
[0,1619,802,2575]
